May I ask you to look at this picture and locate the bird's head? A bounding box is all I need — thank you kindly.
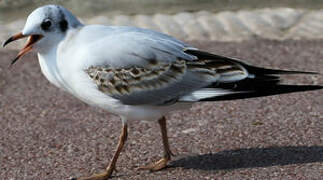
[3,5,82,66]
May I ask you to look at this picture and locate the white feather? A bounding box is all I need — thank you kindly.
[180,88,241,101]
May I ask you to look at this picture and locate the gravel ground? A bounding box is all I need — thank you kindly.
[0,39,322,180]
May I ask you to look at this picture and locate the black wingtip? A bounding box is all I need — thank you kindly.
[245,66,320,75]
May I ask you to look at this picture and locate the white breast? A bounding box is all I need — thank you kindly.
[38,48,67,90]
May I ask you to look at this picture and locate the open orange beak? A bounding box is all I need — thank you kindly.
[3,32,43,66]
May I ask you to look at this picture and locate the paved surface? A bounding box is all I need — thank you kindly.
[0,39,322,180]
[2,0,323,19]
[2,8,323,48]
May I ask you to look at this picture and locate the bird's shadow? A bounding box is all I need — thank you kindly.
[169,146,323,171]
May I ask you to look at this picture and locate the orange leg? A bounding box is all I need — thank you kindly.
[139,116,174,171]
[75,122,128,180]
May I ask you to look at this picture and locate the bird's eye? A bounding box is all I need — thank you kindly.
[41,20,52,31]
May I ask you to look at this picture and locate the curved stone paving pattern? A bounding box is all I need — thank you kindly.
[1,8,323,49]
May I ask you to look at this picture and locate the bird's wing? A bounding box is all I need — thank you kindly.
[85,58,248,105]
[78,27,249,105]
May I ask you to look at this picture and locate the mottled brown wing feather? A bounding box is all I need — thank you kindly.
[85,58,247,105]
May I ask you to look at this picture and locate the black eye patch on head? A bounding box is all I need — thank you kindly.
[59,19,68,32]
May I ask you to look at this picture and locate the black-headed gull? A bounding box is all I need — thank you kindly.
[3,5,322,180]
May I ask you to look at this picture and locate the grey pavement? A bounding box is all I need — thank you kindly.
[0,39,322,180]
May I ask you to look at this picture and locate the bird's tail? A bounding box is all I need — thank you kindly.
[198,78,322,102]
[180,49,323,102]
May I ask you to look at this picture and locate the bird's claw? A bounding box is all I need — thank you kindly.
[138,157,170,171]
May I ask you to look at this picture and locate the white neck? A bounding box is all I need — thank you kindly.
[37,26,84,93]
[38,46,67,91]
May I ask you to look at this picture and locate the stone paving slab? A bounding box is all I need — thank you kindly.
[0,39,322,180]
[2,8,323,50]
